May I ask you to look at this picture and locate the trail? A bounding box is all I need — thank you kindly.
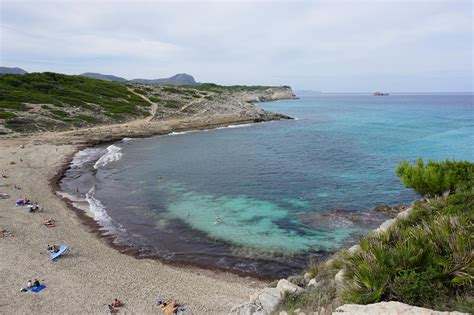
[127,87,158,121]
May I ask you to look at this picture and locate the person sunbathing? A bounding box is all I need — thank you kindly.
[44,218,56,227]
[108,304,118,313]
[33,279,40,288]
[47,245,60,253]
[159,299,179,315]
[112,299,123,307]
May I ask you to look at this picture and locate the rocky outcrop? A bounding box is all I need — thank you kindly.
[229,279,303,315]
[373,204,408,216]
[334,301,469,315]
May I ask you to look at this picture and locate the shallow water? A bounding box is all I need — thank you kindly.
[60,93,474,278]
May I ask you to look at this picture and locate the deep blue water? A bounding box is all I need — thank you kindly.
[60,93,474,278]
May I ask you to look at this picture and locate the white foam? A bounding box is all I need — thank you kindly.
[71,148,105,168]
[122,137,135,142]
[93,145,122,169]
[85,186,114,227]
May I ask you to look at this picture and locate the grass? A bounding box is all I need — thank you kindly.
[0,72,150,120]
[162,100,181,109]
[279,160,474,314]
[0,111,17,119]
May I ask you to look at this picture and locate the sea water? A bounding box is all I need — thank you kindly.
[60,93,474,278]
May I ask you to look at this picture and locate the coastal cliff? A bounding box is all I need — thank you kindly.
[0,72,295,142]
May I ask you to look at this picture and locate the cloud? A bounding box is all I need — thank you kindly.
[0,0,472,91]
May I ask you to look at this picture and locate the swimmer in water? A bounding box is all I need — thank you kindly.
[214,215,222,224]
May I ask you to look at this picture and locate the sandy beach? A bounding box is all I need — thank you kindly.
[0,118,269,313]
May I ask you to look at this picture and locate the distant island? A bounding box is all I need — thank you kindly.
[373,91,389,96]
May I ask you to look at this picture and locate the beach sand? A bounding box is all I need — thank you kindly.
[0,129,265,313]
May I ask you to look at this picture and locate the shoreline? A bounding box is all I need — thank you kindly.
[52,129,285,282]
[0,98,295,313]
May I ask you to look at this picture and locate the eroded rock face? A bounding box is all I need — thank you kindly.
[334,301,469,315]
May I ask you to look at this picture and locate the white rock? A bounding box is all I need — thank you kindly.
[307,278,318,287]
[334,301,469,315]
[397,207,412,219]
[378,218,397,232]
[258,287,282,314]
[277,279,303,295]
[334,269,345,285]
[279,311,289,315]
[303,272,312,281]
[347,244,361,254]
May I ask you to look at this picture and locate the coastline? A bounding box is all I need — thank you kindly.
[0,97,294,313]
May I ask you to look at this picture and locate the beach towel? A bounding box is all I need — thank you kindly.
[31,285,46,293]
[50,244,69,260]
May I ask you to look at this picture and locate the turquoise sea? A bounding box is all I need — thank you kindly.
[60,93,474,278]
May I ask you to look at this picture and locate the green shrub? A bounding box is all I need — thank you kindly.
[396,159,474,196]
[0,111,16,119]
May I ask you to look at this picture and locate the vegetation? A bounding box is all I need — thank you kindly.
[280,159,474,314]
[0,72,152,132]
[396,159,474,197]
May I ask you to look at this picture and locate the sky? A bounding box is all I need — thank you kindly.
[1,0,472,92]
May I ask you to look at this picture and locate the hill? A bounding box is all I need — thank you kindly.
[0,67,28,75]
[0,72,151,133]
[130,73,198,85]
[80,72,127,82]
[0,72,295,135]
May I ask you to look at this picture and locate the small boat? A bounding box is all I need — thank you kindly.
[373,92,389,96]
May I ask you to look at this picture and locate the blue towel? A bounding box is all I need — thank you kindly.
[50,244,69,260]
[31,285,46,293]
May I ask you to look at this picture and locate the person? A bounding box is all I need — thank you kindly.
[47,245,59,253]
[33,279,40,288]
[214,215,222,224]
[27,280,32,289]
[159,299,179,315]
[112,299,123,307]
[44,218,55,227]
[108,304,117,313]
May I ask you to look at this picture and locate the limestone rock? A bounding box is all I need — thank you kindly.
[397,207,412,219]
[347,244,361,254]
[334,301,469,315]
[258,287,282,314]
[303,272,312,281]
[277,279,303,295]
[335,269,345,285]
[307,278,318,287]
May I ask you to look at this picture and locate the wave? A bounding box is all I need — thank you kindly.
[71,148,105,168]
[93,145,122,169]
[85,186,114,228]
[167,123,255,136]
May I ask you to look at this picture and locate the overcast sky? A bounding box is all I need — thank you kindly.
[1,0,472,92]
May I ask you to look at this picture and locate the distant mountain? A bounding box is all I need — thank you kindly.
[0,67,28,75]
[80,72,127,82]
[130,73,198,85]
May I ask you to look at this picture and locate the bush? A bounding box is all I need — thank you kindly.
[0,111,16,119]
[396,159,474,197]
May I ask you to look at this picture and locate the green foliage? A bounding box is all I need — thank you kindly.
[0,72,150,123]
[0,111,16,119]
[396,159,474,197]
[149,96,161,103]
[50,109,69,118]
[340,190,474,312]
[163,100,181,109]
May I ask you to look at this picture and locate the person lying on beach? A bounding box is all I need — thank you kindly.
[158,299,179,315]
[112,299,123,308]
[1,229,14,237]
[44,218,56,227]
[47,245,60,253]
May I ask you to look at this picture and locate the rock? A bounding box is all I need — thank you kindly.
[397,207,412,219]
[307,278,318,287]
[303,272,312,281]
[334,301,469,314]
[335,269,345,285]
[229,302,261,315]
[279,312,289,315]
[347,244,361,254]
[374,218,397,234]
[277,279,303,295]
[258,287,282,314]
[374,204,408,216]
[287,275,306,287]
